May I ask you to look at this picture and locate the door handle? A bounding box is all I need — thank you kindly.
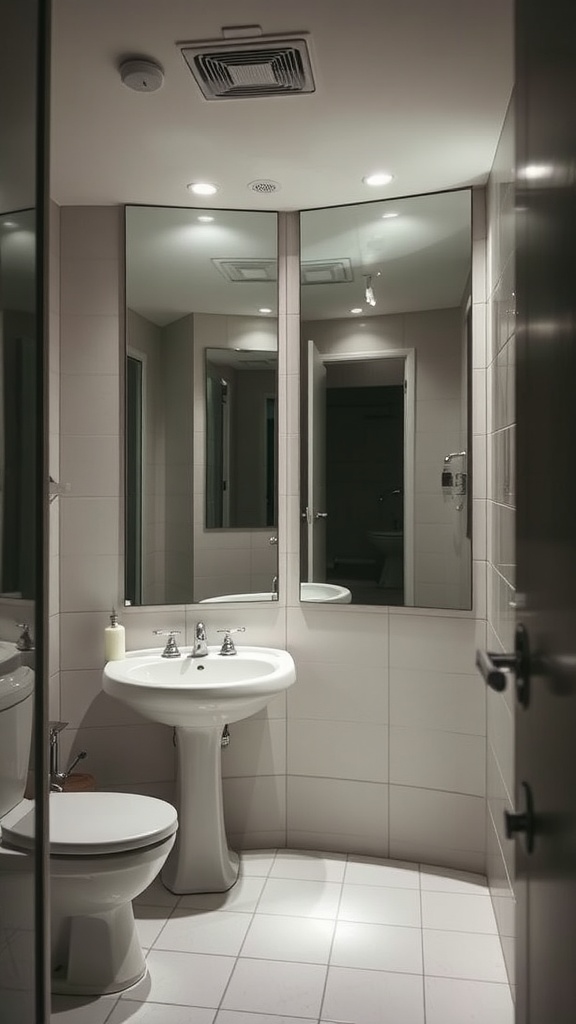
[504,781,535,854]
[314,511,328,519]
[475,623,531,706]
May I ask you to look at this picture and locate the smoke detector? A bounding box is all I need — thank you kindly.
[180,33,315,100]
[120,59,164,93]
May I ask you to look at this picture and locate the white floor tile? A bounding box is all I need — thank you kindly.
[153,909,252,956]
[108,1002,216,1024]
[257,877,342,918]
[344,856,420,889]
[321,966,425,1024]
[419,864,488,895]
[423,930,509,983]
[239,850,278,877]
[339,884,421,927]
[178,876,266,914]
[242,913,335,964]
[331,921,423,975]
[51,994,120,1023]
[270,849,347,882]
[217,1013,315,1024]
[222,958,327,1017]
[421,891,497,934]
[425,976,514,1024]
[134,906,170,949]
[125,950,235,1007]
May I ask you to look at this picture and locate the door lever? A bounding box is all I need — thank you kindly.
[475,649,516,692]
[476,623,531,705]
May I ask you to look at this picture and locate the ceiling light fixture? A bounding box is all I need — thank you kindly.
[2,220,17,228]
[522,164,553,180]
[187,182,218,196]
[364,275,376,307]
[350,307,363,314]
[259,307,272,314]
[197,215,214,222]
[363,171,393,187]
[382,211,399,219]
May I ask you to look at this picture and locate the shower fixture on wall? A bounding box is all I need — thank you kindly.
[364,275,376,306]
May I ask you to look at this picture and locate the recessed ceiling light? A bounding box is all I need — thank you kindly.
[2,220,17,228]
[382,212,399,219]
[259,307,272,314]
[363,172,393,187]
[197,215,214,222]
[187,182,218,196]
[350,307,363,314]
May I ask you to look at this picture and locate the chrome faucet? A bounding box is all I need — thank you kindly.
[16,623,35,651]
[153,630,182,658]
[191,622,208,658]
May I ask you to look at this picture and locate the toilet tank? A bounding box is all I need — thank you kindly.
[0,667,34,818]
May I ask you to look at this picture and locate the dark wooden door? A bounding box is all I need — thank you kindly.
[514,1,576,1020]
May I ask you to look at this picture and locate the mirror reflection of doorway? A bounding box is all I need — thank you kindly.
[326,381,404,605]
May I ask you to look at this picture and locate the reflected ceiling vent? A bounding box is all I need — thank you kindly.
[249,179,281,194]
[180,34,315,100]
[212,257,277,282]
[301,259,354,285]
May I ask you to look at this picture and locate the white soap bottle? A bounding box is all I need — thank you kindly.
[105,609,125,661]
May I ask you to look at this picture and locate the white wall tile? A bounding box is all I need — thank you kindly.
[223,776,286,836]
[60,258,120,317]
[390,727,485,796]
[60,553,122,612]
[60,373,119,436]
[288,659,388,723]
[390,669,485,735]
[60,314,120,375]
[389,614,479,675]
[287,720,388,783]
[221,719,286,778]
[59,722,175,787]
[287,777,388,847]
[60,435,120,496]
[60,497,120,555]
[389,785,485,854]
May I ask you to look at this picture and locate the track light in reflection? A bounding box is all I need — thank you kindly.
[364,275,376,307]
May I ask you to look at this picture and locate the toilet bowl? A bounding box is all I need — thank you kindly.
[367,530,404,588]
[0,665,178,996]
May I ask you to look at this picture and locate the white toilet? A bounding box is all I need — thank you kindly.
[367,529,404,588]
[0,665,178,995]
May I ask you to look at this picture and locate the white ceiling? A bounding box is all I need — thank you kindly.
[51,0,513,211]
[127,190,471,324]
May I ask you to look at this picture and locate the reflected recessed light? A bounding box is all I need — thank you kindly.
[197,215,214,223]
[350,307,363,314]
[187,182,218,195]
[2,220,17,228]
[363,172,393,187]
[259,307,272,314]
[521,164,553,180]
[382,212,399,219]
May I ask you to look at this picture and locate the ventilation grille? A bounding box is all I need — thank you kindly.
[180,37,315,100]
[249,179,280,194]
[301,259,354,285]
[212,258,277,283]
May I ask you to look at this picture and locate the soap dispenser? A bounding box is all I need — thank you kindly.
[105,609,125,661]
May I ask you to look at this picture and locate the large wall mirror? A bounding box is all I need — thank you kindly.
[300,189,472,609]
[125,206,278,605]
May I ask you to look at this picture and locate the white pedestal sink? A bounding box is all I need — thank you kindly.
[103,646,296,894]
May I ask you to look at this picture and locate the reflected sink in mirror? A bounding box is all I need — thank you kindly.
[200,582,352,604]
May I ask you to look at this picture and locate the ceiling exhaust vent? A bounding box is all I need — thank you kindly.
[180,36,315,100]
[301,259,354,285]
[212,258,277,283]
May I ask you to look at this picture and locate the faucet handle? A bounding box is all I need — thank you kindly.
[216,627,246,656]
[16,623,35,651]
[153,629,182,636]
[153,630,182,659]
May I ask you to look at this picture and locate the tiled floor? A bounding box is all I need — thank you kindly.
[51,850,514,1024]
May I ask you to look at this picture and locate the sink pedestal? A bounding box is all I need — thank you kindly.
[162,725,239,894]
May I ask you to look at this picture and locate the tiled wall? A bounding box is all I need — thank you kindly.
[54,203,489,874]
[485,97,516,989]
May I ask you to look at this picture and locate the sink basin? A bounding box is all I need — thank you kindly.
[103,644,296,895]
[200,582,352,604]
[103,645,295,727]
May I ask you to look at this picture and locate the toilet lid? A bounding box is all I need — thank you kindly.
[3,792,178,856]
